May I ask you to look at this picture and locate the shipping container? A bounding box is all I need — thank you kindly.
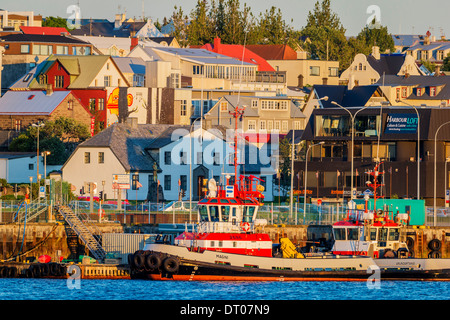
[102,233,157,264]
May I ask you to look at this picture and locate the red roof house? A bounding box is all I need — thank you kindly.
[201,38,275,72]
[20,26,69,36]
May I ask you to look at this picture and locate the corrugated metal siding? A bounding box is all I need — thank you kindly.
[102,233,156,264]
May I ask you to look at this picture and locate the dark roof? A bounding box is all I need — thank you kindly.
[285,130,304,144]
[70,21,147,38]
[367,54,407,76]
[0,34,90,44]
[313,85,379,108]
[376,75,450,100]
[75,122,171,172]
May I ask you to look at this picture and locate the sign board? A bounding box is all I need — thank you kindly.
[446,190,450,206]
[113,183,130,189]
[385,114,418,134]
[39,186,45,198]
[225,185,234,198]
[363,189,373,196]
[113,174,130,184]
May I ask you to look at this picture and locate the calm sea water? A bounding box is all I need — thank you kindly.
[0,278,448,301]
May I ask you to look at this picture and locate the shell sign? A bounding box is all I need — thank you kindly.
[106,87,133,115]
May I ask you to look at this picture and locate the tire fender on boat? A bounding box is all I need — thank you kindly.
[145,254,161,271]
[162,256,180,274]
[428,239,442,251]
[133,252,145,269]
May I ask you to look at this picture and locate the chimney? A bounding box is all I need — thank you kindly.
[130,37,139,51]
[46,84,53,96]
[348,73,355,90]
[214,37,222,54]
[371,46,380,60]
[115,13,125,29]
[435,65,441,76]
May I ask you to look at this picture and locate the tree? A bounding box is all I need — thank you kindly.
[43,16,71,30]
[187,0,214,45]
[171,6,190,48]
[300,0,353,71]
[442,53,450,72]
[9,117,90,166]
[356,24,395,53]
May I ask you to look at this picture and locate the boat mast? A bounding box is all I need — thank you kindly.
[229,106,245,186]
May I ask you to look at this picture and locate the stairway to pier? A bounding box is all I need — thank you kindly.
[55,205,106,261]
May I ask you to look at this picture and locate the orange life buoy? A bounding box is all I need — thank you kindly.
[240,222,250,232]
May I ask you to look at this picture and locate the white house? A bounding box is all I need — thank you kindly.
[61,120,171,201]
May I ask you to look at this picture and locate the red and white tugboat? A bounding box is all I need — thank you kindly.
[332,163,410,259]
[331,163,450,280]
[129,107,376,281]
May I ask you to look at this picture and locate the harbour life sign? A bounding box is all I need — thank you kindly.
[385,114,418,134]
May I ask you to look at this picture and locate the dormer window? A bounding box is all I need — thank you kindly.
[430,86,436,97]
[416,88,423,96]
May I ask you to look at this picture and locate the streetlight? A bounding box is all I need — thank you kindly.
[303,141,325,221]
[434,120,450,226]
[396,100,421,199]
[330,101,371,200]
[29,176,33,203]
[32,122,45,182]
[290,96,328,218]
[41,151,51,178]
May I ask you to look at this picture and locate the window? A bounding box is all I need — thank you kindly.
[84,152,90,164]
[54,75,64,88]
[104,76,111,87]
[328,67,339,77]
[170,73,180,88]
[98,98,104,111]
[220,101,228,112]
[282,121,288,132]
[180,151,187,165]
[259,120,266,131]
[15,120,22,131]
[20,44,30,53]
[98,152,104,164]
[251,100,258,108]
[38,74,47,85]
[180,175,187,191]
[267,120,273,131]
[56,46,68,55]
[274,121,280,131]
[164,175,171,190]
[347,228,359,241]
[132,174,139,190]
[180,100,187,116]
[196,152,203,165]
[248,120,256,131]
[23,73,33,82]
[396,88,401,100]
[310,66,320,76]
[89,98,96,112]
[416,88,423,96]
[213,152,220,166]
[164,151,171,165]
[29,163,34,170]
[430,86,436,97]
[401,87,408,98]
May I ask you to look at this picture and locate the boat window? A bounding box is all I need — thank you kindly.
[347,228,359,241]
[210,206,220,221]
[334,228,346,240]
[242,206,255,222]
[229,199,237,203]
[210,199,218,203]
[199,205,209,221]
[369,228,377,241]
[378,228,388,241]
[388,228,400,241]
[220,199,229,203]
[221,206,230,222]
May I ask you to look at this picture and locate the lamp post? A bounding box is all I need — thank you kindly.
[330,101,371,200]
[41,151,51,178]
[303,141,325,221]
[290,96,328,218]
[29,176,33,203]
[396,100,421,199]
[434,120,450,226]
[32,122,45,183]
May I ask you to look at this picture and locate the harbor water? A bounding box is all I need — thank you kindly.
[1,278,448,300]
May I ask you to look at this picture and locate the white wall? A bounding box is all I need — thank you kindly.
[62,147,127,200]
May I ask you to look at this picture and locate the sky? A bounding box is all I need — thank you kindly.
[2,0,450,37]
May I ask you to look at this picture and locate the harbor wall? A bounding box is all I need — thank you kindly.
[0,223,449,261]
